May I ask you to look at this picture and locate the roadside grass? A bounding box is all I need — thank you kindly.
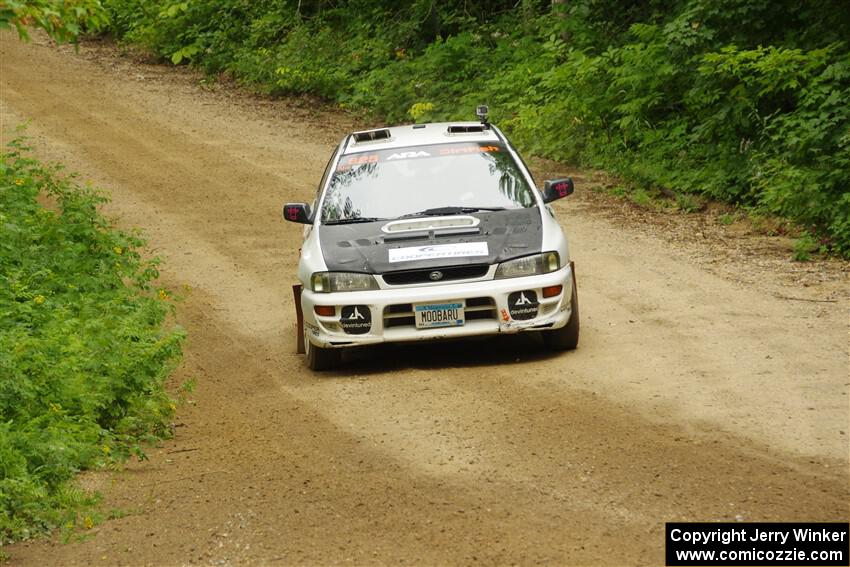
[792,232,823,261]
[0,136,185,546]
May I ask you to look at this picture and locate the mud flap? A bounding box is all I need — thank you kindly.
[293,284,305,354]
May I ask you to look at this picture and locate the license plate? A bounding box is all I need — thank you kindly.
[414,301,465,329]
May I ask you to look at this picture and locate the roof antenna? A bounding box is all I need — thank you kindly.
[476,105,490,129]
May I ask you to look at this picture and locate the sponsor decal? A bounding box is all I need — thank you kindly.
[429,270,444,281]
[507,290,538,320]
[438,145,500,155]
[500,308,510,322]
[336,144,504,171]
[285,206,301,221]
[337,154,378,171]
[345,154,379,166]
[304,321,320,336]
[389,242,489,263]
[340,305,371,335]
[387,151,431,160]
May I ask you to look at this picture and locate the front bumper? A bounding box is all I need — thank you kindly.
[301,264,575,349]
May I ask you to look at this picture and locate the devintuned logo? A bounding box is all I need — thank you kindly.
[507,290,539,320]
[340,305,371,334]
[514,292,533,305]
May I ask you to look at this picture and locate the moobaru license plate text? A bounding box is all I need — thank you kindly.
[414,302,465,328]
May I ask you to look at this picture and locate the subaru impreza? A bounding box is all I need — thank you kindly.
[284,107,579,370]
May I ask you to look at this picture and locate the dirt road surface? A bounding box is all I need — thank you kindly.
[1,33,848,566]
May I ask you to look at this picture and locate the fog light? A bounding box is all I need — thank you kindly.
[542,285,563,298]
[314,305,335,317]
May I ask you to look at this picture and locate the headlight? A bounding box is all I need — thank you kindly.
[495,252,560,279]
[311,272,378,292]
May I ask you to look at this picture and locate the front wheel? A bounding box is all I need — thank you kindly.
[304,329,341,371]
[541,277,579,351]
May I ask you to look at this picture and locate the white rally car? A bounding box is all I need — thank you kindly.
[284,107,579,370]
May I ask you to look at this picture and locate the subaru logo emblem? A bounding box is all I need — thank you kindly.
[429,270,443,281]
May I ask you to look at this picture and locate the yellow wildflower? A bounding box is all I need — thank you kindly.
[15,179,24,186]
[33,295,45,305]
[113,246,123,255]
[408,102,434,121]
[102,445,111,455]
[158,289,169,300]
[84,516,94,529]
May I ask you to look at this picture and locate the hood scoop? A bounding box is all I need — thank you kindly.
[381,215,480,234]
[383,227,480,243]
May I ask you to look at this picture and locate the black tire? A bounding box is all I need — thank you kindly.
[304,329,341,371]
[542,278,579,351]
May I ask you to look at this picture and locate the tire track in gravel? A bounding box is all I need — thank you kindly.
[2,33,847,566]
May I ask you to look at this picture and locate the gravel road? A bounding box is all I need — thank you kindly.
[1,33,848,566]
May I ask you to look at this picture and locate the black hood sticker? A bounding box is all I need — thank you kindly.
[319,209,542,274]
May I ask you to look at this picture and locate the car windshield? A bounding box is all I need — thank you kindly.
[321,142,535,222]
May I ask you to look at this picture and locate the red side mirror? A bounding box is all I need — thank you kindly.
[283,203,312,224]
[542,178,574,203]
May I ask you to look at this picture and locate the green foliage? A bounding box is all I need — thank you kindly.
[99,0,850,256]
[0,138,185,543]
[0,0,108,42]
[407,102,435,122]
[629,187,659,208]
[676,193,705,214]
[717,213,736,226]
[792,232,819,261]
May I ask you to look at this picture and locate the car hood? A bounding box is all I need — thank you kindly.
[318,209,543,274]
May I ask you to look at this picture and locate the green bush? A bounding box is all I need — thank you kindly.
[99,0,850,256]
[1,0,108,43]
[0,138,185,542]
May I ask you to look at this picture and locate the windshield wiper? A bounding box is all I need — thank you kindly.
[323,217,386,225]
[399,206,507,218]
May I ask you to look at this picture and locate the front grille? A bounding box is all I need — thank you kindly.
[385,303,415,328]
[382,297,497,329]
[382,264,489,286]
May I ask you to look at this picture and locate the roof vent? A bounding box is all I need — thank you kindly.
[352,128,391,142]
[447,124,487,134]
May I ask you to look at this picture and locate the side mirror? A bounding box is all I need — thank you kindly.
[542,178,574,203]
[283,202,312,224]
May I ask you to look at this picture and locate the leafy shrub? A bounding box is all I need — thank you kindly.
[1,0,108,42]
[793,232,819,261]
[0,139,185,542]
